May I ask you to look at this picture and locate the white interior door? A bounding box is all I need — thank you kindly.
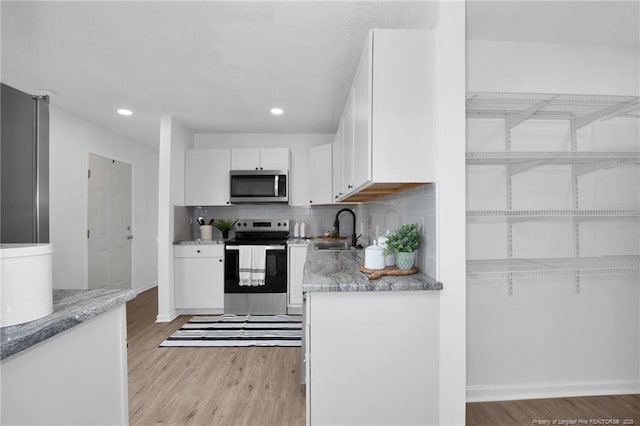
[88,154,132,289]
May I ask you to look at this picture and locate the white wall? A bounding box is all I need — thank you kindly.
[156,115,192,322]
[49,106,158,292]
[434,2,467,424]
[467,40,639,95]
[193,133,333,206]
[466,40,640,401]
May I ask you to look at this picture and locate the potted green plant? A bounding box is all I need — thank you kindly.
[383,223,422,270]
[214,218,238,239]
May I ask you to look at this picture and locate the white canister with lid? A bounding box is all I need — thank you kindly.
[364,240,386,270]
[377,235,395,266]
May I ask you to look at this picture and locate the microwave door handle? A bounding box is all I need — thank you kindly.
[274,175,279,197]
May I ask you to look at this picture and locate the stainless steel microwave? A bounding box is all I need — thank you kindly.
[229,170,288,203]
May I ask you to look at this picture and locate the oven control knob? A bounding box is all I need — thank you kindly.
[277,222,281,227]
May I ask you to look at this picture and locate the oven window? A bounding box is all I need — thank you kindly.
[224,248,287,293]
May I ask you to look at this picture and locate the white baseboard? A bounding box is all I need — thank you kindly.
[134,281,157,295]
[175,308,224,316]
[156,311,178,323]
[466,380,640,402]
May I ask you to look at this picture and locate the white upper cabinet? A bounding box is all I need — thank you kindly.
[352,40,372,191]
[259,148,290,170]
[332,120,344,202]
[309,144,333,205]
[335,29,435,203]
[231,148,290,171]
[184,149,231,206]
[341,90,356,193]
[230,148,260,170]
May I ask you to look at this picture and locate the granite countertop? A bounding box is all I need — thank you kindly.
[174,240,225,245]
[287,238,312,245]
[0,288,136,360]
[302,249,443,292]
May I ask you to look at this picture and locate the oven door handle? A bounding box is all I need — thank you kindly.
[225,245,286,251]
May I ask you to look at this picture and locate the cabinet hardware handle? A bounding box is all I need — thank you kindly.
[197,250,201,253]
[219,259,223,262]
[309,200,313,204]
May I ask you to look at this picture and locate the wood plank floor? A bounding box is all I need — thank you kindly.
[126,287,305,426]
[127,287,639,425]
[467,395,640,426]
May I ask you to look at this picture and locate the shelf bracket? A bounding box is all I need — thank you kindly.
[575,159,623,176]
[506,97,556,129]
[574,101,637,129]
[507,160,543,176]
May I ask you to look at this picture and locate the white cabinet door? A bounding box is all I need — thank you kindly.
[332,122,344,202]
[288,245,308,308]
[309,144,333,205]
[174,246,224,310]
[370,29,434,183]
[341,90,355,196]
[307,291,440,426]
[185,149,231,206]
[259,148,290,170]
[352,40,372,191]
[231,148,290,171]
[231,148,260,170]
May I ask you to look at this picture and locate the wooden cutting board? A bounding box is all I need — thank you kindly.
[358,264,419,280]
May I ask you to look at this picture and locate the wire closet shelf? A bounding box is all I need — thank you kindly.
[465,92,640,288]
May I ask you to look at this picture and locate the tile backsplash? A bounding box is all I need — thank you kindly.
[177,183,437,277]
[186,204,354,240]
[363,184,437,276]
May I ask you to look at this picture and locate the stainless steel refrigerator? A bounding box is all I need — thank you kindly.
[1,83,49,243]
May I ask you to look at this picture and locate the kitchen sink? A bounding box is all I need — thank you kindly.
[313,241,352,251]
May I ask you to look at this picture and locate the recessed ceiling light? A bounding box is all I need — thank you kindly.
[270,107,284,116]
[117,108,133,116]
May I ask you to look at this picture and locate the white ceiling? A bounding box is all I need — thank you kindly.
[2,1,638,149]
[1,1,438,148]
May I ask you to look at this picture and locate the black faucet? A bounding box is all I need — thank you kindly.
[333,208,358,248]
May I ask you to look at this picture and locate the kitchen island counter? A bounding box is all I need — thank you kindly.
[1,288,134,425]
[302,247,442,292]
[0,288,135,360]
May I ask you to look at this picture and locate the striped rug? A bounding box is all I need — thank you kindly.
[160,314,302,347]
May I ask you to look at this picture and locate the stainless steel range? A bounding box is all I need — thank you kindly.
[224,219,289,314]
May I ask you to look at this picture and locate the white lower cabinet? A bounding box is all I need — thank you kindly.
[287,244,307,313]
[174,245,224,312]
[305,291,440,425]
